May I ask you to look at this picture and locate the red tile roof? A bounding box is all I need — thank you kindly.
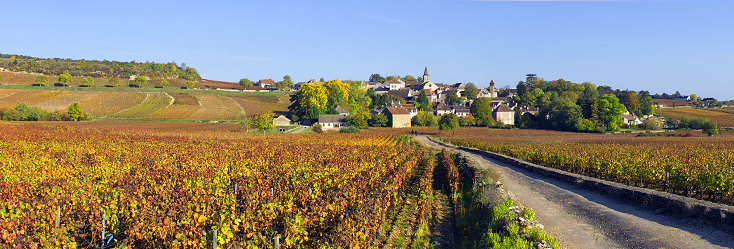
[385,107,410,115]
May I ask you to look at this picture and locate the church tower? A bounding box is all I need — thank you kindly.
[423,67,430,83]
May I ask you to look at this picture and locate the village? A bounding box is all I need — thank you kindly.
[257,67,654,131]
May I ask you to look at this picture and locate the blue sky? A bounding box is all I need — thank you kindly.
[3,0,733,99]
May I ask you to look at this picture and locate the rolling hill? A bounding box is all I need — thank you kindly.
[0,85,291,121]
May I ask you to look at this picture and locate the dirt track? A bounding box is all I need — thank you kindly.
[416,136,734,249]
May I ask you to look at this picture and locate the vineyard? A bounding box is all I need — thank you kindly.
[0,123,430,248]
[0,88,291,120]
[429,127,734,205]
[656,107,734,127]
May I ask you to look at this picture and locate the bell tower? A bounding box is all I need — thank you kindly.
[423,67,430,83]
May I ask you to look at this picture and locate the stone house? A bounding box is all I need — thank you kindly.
[385,107,412,128]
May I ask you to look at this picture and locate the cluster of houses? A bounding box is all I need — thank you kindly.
[316,68,543,129]
[270,67,648,130]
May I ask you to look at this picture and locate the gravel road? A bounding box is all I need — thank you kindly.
[416,136,734,249]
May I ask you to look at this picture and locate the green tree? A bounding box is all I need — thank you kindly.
[58,73,73,84]
[160,79,170,86]
[444,92,462,105]
[275,75,293,89]
[345,115,368,129]
[702,121,718,136]
[67,102,85,121]
[578,83,599,119]
[369,74,385,83]
[134,75,147,86]
[239,78,254,87]
[83,76,94,86]
[471,97,494,126]
[638,90,655,115]
[186,81,195,88]
[0,74,4,81]
[35,75,48,84]
[404,75,416,82]
[438,113,460,134]
[689,94,698,103]
[411,110,438,126]
[464,83,479,100]
[253,112,275,131]
[596,94,627,131]
[415,90,431,111]
[371,113,388,127]
[15,102,44,121]
[319,77,325,82]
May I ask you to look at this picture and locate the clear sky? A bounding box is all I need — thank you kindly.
[3,0,733,100]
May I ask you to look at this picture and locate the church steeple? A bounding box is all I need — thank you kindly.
[423,67,430,83]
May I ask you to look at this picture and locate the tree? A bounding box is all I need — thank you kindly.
[596,94,627,131]
[239,78,255,87]
[404,75,416,81]
[645,118,663,130]
[689,94,698,103]
[161,79,170,86]
[444,92,462,105]
[411,110,438,127]
[67,102,85,121]
[621,91,640,114]
[253,112,275,131]
[134,75,147,86]
[464,83,479,100]
[345,115,368,129]
[319,78,325,82]
[83,76,94,86]
[439,113,459,134]
[0,74,4,81]
[186,81,195,88]
[371,113,388,127]
[292,83,328,121]
[276,75,294,89]
[471,97,494,126]
[108,77,120,86]
[58,73,73,84]
[240,116,252,133]
[578,83,599,119]
[416,90,431,112]
[15,102,44,121]
[325,80,350,108]
[369,74,385,83]
[458,114,476,126]
[35,75,48,84]
[702,121,718,136]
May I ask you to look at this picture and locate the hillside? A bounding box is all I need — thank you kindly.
[0,53,200,81]
[0,86,291,120]
[656,107,734,127]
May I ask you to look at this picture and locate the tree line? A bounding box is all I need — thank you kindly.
[0,53,201,81]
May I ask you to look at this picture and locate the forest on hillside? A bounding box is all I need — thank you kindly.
[0,53,200,81]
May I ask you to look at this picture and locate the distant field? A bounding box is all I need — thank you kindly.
[656,107,734,127]
[84,92,147,116]
[0,86,291,120]
[109,93,171,118]
[652,99,690,107]
[190,94,246,120]
[35,91,100,111]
